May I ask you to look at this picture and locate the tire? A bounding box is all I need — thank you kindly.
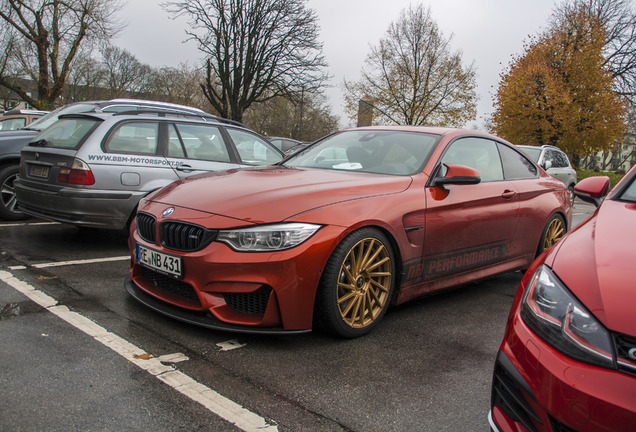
[568,184,575,204]
[315,228,395,338]
[537,214,566,255]
[0,164,29,221]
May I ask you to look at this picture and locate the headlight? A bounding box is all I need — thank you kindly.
[217,223,321,252]
[521,265,614,368]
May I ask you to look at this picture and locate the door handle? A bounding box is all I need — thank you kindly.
[176,164,193,172]
[501,190,516,199]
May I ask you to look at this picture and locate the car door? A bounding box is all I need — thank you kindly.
[420,137,519,281]
[165,123,242,178]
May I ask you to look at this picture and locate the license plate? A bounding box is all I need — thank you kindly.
[136,244,182,278]
[29,165,50,179]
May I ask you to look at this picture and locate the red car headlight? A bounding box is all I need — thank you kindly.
[217,223,321,252]
[520,265,615,369]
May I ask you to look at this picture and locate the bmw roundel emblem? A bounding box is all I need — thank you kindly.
[161,207,175,218]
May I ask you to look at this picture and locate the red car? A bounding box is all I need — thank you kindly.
[125,126,571,338]
[489,169,636,431]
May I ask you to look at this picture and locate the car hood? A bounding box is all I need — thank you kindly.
[148,166,413,224]
[548,199,636,335]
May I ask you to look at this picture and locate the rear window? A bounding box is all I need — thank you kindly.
[30,117,100,149]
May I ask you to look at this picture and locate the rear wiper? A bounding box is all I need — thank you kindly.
[28,139,50,147]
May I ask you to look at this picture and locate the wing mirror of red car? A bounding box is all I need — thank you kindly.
[573,176,610,207]
[432,163,481,187]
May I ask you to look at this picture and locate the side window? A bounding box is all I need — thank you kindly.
[104,122,159,155]
[227,128,283,165]
[440,137,504,182]
[0,117,26,130]
[167,125,186,157]
[543,150,554,167]
[498,143,538,179]
[554,150,568,168]
[173,123,230,162]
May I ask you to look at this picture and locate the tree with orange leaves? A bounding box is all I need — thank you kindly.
[491,4,626,164]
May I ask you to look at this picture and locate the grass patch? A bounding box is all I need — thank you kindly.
[577,169,624,188]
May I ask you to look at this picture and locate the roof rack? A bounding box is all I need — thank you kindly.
[111,108,250,129]
[112,108,221,121]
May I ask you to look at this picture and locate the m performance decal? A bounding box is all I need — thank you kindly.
[404,241,509,282]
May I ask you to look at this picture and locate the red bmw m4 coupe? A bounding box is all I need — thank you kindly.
[126,126,571,338]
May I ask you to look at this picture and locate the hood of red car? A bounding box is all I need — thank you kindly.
[548,199,636,335]
[148,166,413,224]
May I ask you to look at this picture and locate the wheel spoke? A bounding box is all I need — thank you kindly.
[335,234,394,330]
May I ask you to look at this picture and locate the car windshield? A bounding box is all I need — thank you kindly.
[26,103,99,131]
[618,175,636,203]
[283,130,439,175]
[520,146,541,162]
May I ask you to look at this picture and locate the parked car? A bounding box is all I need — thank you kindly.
[268,137,302,153]
[14,109,283,230]
[518,145,577,201]
[489,169,636,432]
[125,126,571,338]
[0,109,48,131]
[0,99,212,221]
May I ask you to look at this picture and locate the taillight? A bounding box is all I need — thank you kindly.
[58,158,95,185]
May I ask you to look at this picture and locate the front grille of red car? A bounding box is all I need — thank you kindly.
[491,354,542,432]
[614,333,636,376]
[223,288,272,316]
[160,221,217,252]
[137,212,156,243]
[141,267,200,305]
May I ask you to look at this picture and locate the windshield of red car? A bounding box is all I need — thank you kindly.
[617,175,636,203]
[283,130,439,176]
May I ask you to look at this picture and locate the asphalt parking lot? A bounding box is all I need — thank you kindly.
[0,201,595,431]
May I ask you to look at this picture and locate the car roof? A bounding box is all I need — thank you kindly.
[342,125,511,142]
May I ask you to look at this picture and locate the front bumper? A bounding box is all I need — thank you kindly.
[127,222,345,333]
[124,278,310,335]
[490,317,636,432]
[14,180,143,229]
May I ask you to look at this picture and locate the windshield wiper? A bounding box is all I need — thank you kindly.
[28,139,50,147]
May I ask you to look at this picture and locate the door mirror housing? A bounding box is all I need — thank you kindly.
[433,163,481,186]
[574,176,610,207]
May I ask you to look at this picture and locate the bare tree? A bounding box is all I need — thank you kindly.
[145,63,211,110]
[163,0,328,122]
[344,5,477,127]
[62,53,108,101]
[101,45,152,99]
[243,94,338,141]
[0,0,124,109]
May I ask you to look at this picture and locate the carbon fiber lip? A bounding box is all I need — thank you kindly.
[124,278,311,335]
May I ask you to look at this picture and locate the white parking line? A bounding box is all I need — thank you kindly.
[0,270,278,432]
[32,256,131,268]
[0,222,60,227]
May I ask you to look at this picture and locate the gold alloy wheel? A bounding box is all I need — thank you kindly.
[543,217,565,250]
[336,237,393,329]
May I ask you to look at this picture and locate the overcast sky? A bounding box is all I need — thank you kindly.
[115,0,558,129]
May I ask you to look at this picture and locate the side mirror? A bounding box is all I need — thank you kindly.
[574,176,610,207]
[433,163,481,186]
[543,160,552,170]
